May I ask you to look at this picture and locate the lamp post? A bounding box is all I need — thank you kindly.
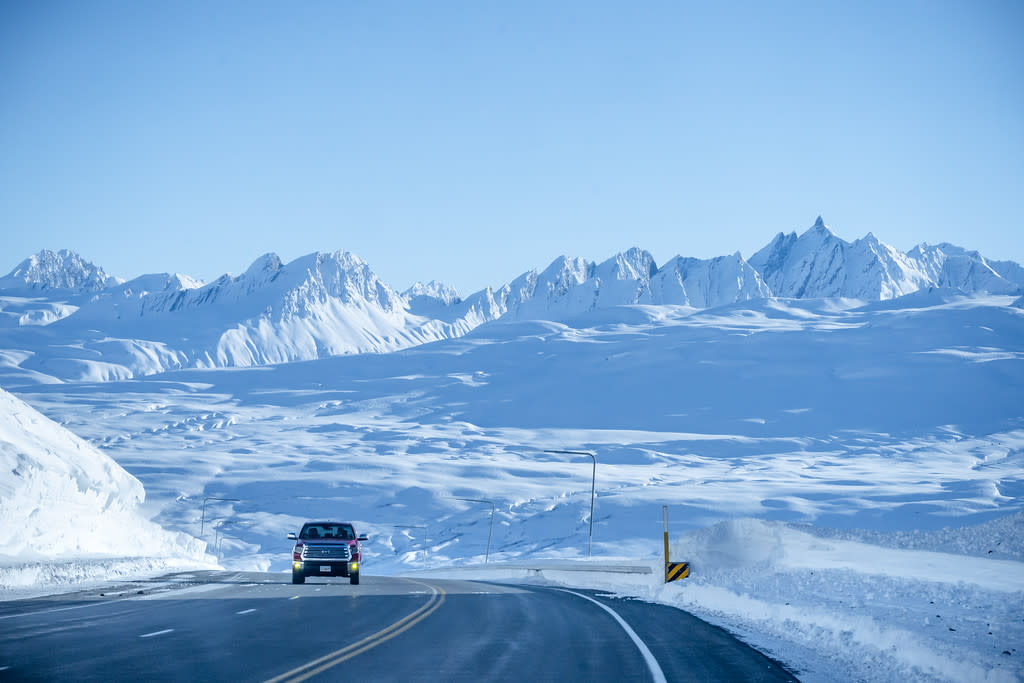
[453,498,495,562]
[211,519,253,558]
[544,449,597,557]
[200,497,240,536]
[214,521,228,556]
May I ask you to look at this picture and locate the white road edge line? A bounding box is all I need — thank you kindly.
[237,608,257,615]
[139,629,174,639]
[557,589,667,683]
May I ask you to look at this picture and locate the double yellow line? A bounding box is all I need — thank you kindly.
[265,580,446,683]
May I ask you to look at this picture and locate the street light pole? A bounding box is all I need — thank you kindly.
[200,497,240,536]
[544,449,597,557]
[454,498,495,562]
[210,519,252,559]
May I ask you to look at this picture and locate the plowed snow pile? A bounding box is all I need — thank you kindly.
[657,517,1024,683]
[0,388,212,589]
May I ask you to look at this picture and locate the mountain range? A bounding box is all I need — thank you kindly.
[1,217,1022,383]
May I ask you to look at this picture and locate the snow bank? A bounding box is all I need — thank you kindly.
[0,556,210,599]
[0,388,212,590]
[654,517,1024,683]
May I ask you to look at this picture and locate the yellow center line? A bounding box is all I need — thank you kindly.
[264,580,446,683]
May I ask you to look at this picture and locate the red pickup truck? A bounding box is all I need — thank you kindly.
[288,521,367,585]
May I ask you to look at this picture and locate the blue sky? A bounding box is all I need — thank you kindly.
[2,1,1021,295]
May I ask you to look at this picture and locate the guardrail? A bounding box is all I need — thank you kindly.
[403,560,654,576]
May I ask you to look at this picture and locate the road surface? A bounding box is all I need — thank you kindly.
[0,571,797,681]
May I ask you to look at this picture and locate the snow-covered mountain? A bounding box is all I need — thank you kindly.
[503,249,655,320]
[650,252,771,306]
[0,249,122,293]
[749,217,929,299]
[404,280,461,305]
[749,217,1022,300]
[15,251,480,379]
[2,219,1021,383]
[906,242,1023,295]
[452,248,771,320]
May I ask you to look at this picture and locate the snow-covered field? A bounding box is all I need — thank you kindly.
[2,290,1022,682]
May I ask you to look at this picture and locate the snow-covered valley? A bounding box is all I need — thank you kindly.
[1,222,1023,682]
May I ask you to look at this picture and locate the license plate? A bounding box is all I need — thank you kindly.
[320,565,331,572]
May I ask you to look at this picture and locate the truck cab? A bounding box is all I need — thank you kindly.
[288,521,367,585]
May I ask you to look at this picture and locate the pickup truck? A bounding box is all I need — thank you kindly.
[288,521,367,585]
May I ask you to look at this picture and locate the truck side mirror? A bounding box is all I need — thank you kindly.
[357,535,368,542]
[287,532,297,540]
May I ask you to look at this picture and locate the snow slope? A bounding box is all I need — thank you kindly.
[2,289,1023,681]
[0,387,212,588]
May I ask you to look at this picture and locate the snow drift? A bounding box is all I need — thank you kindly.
[0,387,211,587]
[659,517,1024,683]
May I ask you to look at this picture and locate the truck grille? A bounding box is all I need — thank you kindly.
[301,544,351,561]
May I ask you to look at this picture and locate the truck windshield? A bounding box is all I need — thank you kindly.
[300,524,354,540]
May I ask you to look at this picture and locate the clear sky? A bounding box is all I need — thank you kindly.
[2,1,1021,295]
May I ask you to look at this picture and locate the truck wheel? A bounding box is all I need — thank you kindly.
[350,571,359,585]
[292,571,305,585]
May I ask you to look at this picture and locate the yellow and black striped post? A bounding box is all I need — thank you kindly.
[663,505,690,582]
[666,561,690,582]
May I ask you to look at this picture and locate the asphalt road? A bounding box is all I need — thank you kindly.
[0,571,797,682]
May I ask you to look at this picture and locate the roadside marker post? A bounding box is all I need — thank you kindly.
[662,505,690,583]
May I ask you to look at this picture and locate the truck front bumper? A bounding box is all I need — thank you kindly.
[293,560,359,577]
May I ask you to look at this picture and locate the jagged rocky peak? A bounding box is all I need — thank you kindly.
[1,249,120,292]
[748,217,927,300]
[651,251,771,307]
[404,281,461,305]
[169,273,205,290]
[906,242,1021,294]
[803,216,840,243]
[112,272,203,298]
[271,250,405,315]
[245,252,284,278]
[542,255,594,284]
[597,248,658,281]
